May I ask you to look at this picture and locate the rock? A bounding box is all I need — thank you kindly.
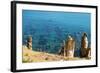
[65,36,75,58]
[81,33,88,49]
[80,48,87,57]
[58,36,75,58]
[58,44,64,56]
[27,36,32,50]
[86,48,91,58]
[80,33,89,57]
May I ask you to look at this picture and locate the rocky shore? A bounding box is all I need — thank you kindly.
[22,45,90,63]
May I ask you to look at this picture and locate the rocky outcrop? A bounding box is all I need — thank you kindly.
[86,48,91,58]
[80,33,91,58]
[59,33,91,59]
[23,34,91,63]
[59,36,75,58]
[65,36,75,58]
[27,36,32,50]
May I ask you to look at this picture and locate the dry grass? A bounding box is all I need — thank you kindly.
[22,46,91,63]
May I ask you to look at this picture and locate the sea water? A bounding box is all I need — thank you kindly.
[22,10,91,56]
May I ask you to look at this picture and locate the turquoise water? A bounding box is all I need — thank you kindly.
[22,10,91,54]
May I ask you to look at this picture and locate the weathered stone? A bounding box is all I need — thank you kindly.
[58,43,64,56]
[81,33,88,49]
[80,33,89,57]
[27,36,32,50]
[58,36,75,58]
[65,36,75,58]
[86,48,91,58]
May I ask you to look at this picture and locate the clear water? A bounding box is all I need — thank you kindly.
[22,10,91,55]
